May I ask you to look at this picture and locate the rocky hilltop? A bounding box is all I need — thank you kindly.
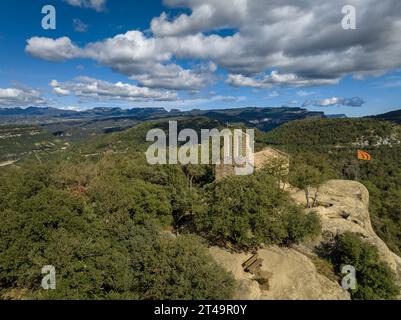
[290,180,401,274]
[209,180,401,300]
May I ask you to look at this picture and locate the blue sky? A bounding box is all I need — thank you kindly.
[0,0,401,117]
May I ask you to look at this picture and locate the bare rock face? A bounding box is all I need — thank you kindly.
[209,246,349,300]
[289,180,401,274]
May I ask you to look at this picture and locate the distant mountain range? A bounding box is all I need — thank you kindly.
[0,106,330,131]
[3,105,401,132]
[176,107,327,131]
[0,106,168,121]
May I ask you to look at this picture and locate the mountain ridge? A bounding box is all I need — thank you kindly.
[370,109,401,125]
[0,106,326,132]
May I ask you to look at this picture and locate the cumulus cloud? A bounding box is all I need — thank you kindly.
[64,0,106,12]
[26,0,401,89]
[50,77,177,102]
[27,32,214,91]
[151,0,247,36]
[83,31,216,90]
[151,0,401,81]
[26,37,81,61]
[0,86,46,107]
[304,96,366,107]
[227,72,339,88]
[133,62,216,90]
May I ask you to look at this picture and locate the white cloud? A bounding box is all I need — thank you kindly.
[26,0,401,89]
[0,86,46,107]
[26,37,81,61]
[27,32,214,91]
[53,87,71,96]
[83,31,216,90]
[64,0,106,12]
[304,96,366,107]
[151,1,247,36]
[226,74,271,89]
[151,0,401,81]
[133,62,215,90]
[227,71,339,88]
[58,105,85,111]
[318,97,342,107]
[50,76,177,102]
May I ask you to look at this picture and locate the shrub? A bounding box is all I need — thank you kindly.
[326,232,400,300]
[127,224,235,300]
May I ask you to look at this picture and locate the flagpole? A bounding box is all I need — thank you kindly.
[356,159,359,181]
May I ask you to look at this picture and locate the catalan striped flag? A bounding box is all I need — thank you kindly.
[357,150,372,161]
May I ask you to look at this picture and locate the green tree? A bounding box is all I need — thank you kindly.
[289,154,333,208]
[261,156,289,190]
[194,172,320,248]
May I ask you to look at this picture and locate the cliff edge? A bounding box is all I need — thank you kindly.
[209,180,401,300]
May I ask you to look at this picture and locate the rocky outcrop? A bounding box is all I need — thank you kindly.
[209,246,349,300]
[209,179,401,300]
[289,180,401,276]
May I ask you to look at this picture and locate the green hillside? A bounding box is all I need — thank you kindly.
[0,126,61,163]
[261,118,400,147]
[371,109,401,125]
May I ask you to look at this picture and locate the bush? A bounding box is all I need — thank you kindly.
[127,224,235,300]
[326,232,400,300]
[88,175,173,226]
